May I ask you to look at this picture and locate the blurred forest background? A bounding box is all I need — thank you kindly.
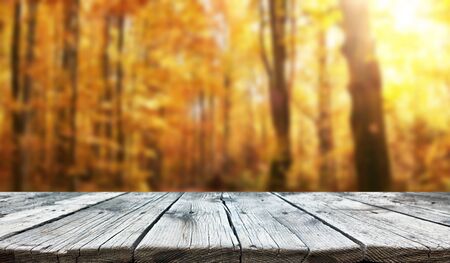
[0,0,449,192]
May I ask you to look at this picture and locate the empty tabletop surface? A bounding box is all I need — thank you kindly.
[0,192,450,263]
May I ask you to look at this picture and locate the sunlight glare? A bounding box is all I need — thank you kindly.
[376,0,423,32]
[395,1,419,30]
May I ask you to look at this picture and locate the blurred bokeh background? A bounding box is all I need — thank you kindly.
[0,0,449,191]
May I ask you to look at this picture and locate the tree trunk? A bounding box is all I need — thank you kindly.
[10,0,38,191]
[54,0,79,190]
[103,17,114,165]
[197,88,206,187]
[266,0,291,190]
[317,29,336,190]
[94,15,114,187]
[11,0,23,191]
[144,132,163,191]
[67,0,79,190]
[115,14,125,187]
[411,118,428,184]
[207,94,216,183]
[340,0,392,191]
[23,0,37,190]
[221,73,231,178]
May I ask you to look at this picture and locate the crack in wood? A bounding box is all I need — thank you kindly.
[1,193,450,262]
[131,193,184,262]
[220,193,243,263]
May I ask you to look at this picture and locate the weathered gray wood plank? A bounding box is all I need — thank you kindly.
[341,192,450,227]
[223,192,363,263]
[0,192,181,263]
[278,193,450,263]
[412,192,450,199]
[0,192,123,240]
[134,192,240,263]
[2,192,450,263]
[0,193,81,216]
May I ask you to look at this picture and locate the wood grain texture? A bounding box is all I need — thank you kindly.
[0,192,181,263]
[0,192,122,240]
[1,192,450,263]
[223,192,363,263]
[342,192,450,226]
[134,192,240,263]
[0,193,81,216]
[279,193,450,263]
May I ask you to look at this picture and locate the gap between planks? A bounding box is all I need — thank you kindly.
[340,193,450,228]
[276,193,450,262]
[0,192,127,241]
[4,193,449,262]
[0,192,366,263]
[1,193,183,263]
[130,193,185,262]
[272,192,368,258]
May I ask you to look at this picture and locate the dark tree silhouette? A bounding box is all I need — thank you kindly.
[10,0,23,191]
[340,0,392,191]
[54,0,80,190]
[260,0,292,190]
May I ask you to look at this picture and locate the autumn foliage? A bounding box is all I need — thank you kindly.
[0,0,449,191]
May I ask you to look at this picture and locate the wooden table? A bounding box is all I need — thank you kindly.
[0,192,449,263]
